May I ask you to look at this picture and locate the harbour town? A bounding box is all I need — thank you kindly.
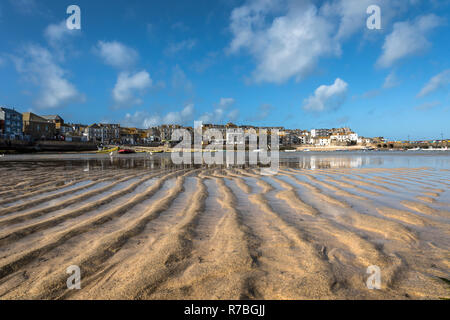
[1,0,449,304]
[1,106,448,153]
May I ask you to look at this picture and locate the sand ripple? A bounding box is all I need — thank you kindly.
[0,166,448,300]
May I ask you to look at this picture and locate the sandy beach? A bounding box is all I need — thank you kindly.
[0,154,449,300]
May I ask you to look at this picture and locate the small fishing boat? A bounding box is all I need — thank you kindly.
[118,149,135,154]
[284,149,297,152]
[97,146,119,154]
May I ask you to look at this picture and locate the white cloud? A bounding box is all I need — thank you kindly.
[377,14,444,68]
[414,101,440,111]
[227,0,429,83]
[383,71,401,89]
[228,0,340,83]
[112,70,152,108]
[94,41,138,70]
[172,65,193,93]
[417,69,450,98]
[123,104,195,128]
[322,0,420,40]
[94,42,153,108]
[123,111,153,128]
[11,45,84,109]
[44,21,81,60]
[163,103,195,124]
[218,98,235,108]
[357,71,399,100]
[199,97,239,123]
[44,20,79,45]
[165,39,197,55]
[227,109,240,121]
[246,103,274,121]
[321,0,375,40]
[302,78,348,112]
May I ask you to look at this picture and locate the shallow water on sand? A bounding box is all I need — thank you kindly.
[0,152,448,299]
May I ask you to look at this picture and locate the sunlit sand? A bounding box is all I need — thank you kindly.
[0,153,449,299]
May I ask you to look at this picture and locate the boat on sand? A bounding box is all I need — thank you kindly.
[118,149,136,154]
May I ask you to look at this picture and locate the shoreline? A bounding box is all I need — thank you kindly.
[295,145,370,151]
[2,144,450,155]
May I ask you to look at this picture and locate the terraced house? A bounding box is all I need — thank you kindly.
[100,124,121,144]
[0,106,23,140]
[22,112,56,141]
[84,124,102,142]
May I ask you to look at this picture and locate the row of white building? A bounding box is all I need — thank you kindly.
[304,127,372,146]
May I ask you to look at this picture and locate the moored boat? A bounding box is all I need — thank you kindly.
[118,149,136,154]
[97,146,119,154]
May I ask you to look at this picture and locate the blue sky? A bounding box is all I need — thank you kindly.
[1,0,449,140]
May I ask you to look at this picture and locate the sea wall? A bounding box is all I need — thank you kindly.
[0,139,97,152]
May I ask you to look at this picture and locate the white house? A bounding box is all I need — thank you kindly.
[330,132,359,143]
[314,136,331,146]
[311,129,331,138]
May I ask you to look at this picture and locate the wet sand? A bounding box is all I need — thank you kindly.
[0,155,449,300]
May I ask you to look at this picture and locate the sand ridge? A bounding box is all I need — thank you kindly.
[0,165,448,299]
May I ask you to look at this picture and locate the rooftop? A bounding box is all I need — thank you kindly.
[41,115,63,121]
